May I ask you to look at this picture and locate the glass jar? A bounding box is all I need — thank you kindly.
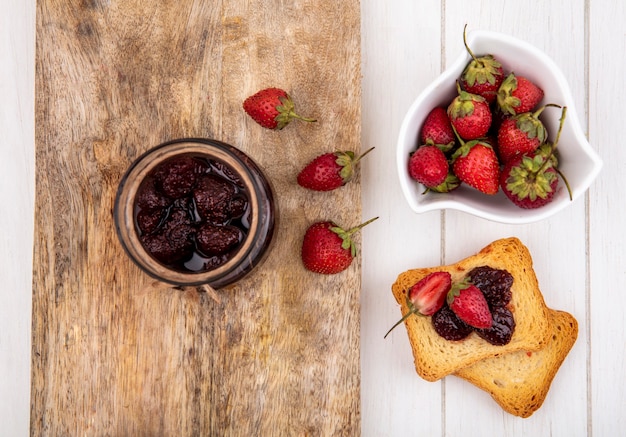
[114,138,276,289]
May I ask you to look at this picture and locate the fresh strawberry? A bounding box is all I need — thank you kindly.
[420,107,456,152]
[451,135,500,195]
[497,73,544,116]
[407,272,452,315]
[447,84,492,140]
[384,271,452,338]
[500,153,559,209]
[500,106,572,209]
[460,25,504,104]
[408,145,449,188]
[496,104,559,163]
[301,217,378,274]
[243,87,316,130]
[447,279,493,329]
[297,147,374,191]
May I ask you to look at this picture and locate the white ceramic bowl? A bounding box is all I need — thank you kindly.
[397,30,602,224]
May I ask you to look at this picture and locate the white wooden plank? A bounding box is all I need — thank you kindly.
[0,0,36,435]
[360,2,445,436]
[588,0,626,434]
[442,1,589,434]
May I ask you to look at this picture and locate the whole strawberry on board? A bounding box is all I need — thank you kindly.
[447,83,493,140]
[447,278,493,329]
[243,87,316,130]
[301,217,378,274]
[451,129,500,195]
[297,147,375,191]
[459,25,504,104]
[501,106,572,209]
[407,145,450,189]
[420,107,456,152]
[384,271,452,338]
[497,104,561,163]
[497,73,544,116]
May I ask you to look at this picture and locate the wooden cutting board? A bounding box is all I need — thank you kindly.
[32,1,361,435]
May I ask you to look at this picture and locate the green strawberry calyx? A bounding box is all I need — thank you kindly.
[329,216,379,257]
[506,106,572,201]
[450,122,494,161]
[446,277,472,306]
[424,138,456,154]
[427,173,461,194]
[497,73,524,115]
[505,154,559,202]
[461,24,502,87]
[451,138,493,161]
[275,95,317,129]
[335,147,375,183]
[513,103,561,142]
[449,82,487,119]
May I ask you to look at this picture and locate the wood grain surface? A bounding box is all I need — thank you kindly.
[31,1,361,435]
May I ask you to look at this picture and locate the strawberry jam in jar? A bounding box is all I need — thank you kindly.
[114,138,275,288]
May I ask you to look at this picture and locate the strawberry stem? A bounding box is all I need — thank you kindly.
[450,123,464,146]
[338,147,376,181]
[462,24,478,62]
[330,217,379,257]
[556,167,573,200]
[535,106,573,200]
[384,304,419,339]
[532,103,561,119]
[355,146,376,163]
[290,112,317,123]
[537,106,567,175]
[348,216,379,234]
[278,95,317,124]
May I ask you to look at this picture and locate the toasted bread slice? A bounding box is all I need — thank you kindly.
[390,237,552,381]
[455,309,578,418]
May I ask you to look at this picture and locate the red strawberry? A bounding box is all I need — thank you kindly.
[407,272,452,316]
[452,136,500,195]
[460,25,504,104]
[447,85,492,140]
[420,107,455,151]
[408,145,449,188]
[384,271,452,338]
[243,87,316,130]
[496,104,559,163]
[297,147,374,191]
[500,106,571,209]
[301,217,378,274]
[497,73,544,116]
[447,279,493,329]
[500,152,559,209]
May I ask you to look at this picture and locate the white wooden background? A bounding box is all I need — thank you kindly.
[1,1,624,436]
[361,1,625,436]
